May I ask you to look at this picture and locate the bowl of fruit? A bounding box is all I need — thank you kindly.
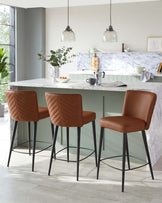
[56,77,70,83]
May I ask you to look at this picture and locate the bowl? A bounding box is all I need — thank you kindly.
[136,67,144,74]
[56,78,70,83]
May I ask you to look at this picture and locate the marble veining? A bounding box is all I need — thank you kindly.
[77,52,162,73]
[148,85,162,166]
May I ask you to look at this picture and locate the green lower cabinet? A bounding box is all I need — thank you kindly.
[70,73,162,83]
[17,86,146,163]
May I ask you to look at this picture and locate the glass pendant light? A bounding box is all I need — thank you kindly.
[103,0,117,42]
[61,0,75,42]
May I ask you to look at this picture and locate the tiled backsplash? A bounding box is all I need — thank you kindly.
[77,52,162,73]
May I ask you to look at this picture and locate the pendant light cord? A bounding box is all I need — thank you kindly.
[62,0,75,40]
[110,0,112,26]
[67,0,69,26]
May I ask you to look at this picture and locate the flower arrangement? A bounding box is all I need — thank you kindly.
[38,47,75,67]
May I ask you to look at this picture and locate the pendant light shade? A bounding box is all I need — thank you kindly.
[61,25,75,42]
[61,0,75,42]
[103,0,117,42]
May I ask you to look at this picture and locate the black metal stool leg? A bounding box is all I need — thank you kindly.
[97,127,104,179]
[77,127,81,181]
[125,134,130,170]
[51,121,54,139]
[32,122,37,172]
[28,122,31,156]
[67,127,69,162]
[92,120,97,167]
[48,125,59,176]
[7,120,18,167]
[142,130,154,180]
[50,122,56,159]
[122,133,127,192]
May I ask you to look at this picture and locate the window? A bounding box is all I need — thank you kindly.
[0,5,15,103]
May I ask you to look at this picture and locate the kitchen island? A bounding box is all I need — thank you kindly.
[9,78,162,165]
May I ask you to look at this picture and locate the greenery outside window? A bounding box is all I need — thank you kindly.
[0,5,15,104]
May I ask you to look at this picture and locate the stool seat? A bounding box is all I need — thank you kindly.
[38,107,50,120]
[100,116,146,133]
[83,111,96,125]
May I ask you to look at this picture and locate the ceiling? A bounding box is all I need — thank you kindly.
[0,0,160,8]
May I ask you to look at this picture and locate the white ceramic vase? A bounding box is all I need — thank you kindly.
[52,66,60,82]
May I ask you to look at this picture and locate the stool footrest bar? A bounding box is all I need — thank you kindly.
[13,140,52,155]
[55,146,94,162]
[101,154,148,171]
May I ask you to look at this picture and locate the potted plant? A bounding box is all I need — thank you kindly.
[0,48,9,117]
[38,47,75,82]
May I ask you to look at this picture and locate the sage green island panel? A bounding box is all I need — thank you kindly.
[69,72,162,83]
[9,78,161,163]
[18,87,103,157]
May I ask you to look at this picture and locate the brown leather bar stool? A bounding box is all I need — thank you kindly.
[5,90,49,171]
[45,93,97,180]
[97,90,157,192]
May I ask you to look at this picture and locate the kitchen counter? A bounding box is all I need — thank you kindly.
[9,78,161,92]
[9,78,162,167]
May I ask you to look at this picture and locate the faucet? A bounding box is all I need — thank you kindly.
[95,71,100,86]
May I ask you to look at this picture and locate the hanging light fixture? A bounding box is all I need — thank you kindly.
[103,0,117,42]
[61,0,75,42]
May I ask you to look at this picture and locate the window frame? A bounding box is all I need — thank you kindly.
[0,6,15,82]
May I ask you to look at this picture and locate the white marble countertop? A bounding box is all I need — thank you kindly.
[9,78,162,92]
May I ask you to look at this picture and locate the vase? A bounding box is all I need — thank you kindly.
[52,66,60,82]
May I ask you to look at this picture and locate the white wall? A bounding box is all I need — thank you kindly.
[46,1,162,77]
